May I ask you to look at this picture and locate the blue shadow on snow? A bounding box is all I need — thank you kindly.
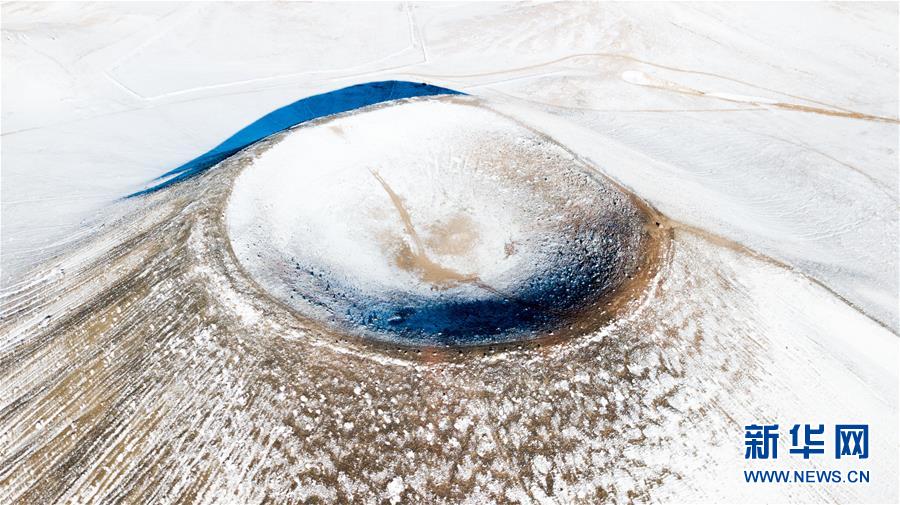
[127,80,464,197]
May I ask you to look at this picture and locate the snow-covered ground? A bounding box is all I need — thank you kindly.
[3,3,897,329]
[1,3,897,504]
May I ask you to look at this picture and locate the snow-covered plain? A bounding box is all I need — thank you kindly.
[3,2,897,329]
[1,3,898,504]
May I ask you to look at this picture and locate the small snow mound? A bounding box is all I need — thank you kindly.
[386,476,405,504]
